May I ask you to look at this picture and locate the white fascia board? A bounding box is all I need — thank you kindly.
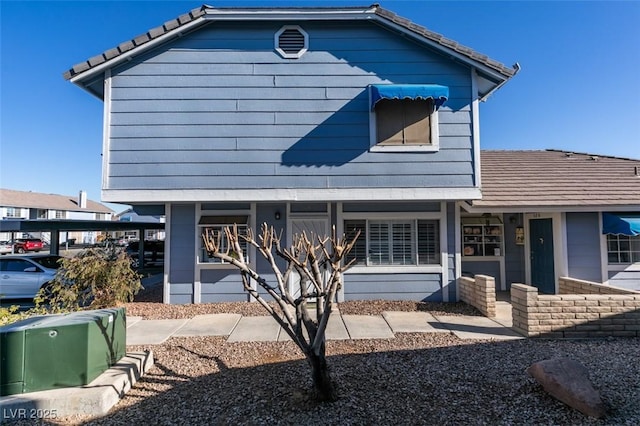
[102,187,482,204]
[102,70,112,191]
[69,17,207,86]
[204,9,376,20]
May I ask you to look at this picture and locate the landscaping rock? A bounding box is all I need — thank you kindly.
[527,358,606,418]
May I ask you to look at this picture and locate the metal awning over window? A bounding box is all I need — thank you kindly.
[370,84,449,110]
[602,213,640,236]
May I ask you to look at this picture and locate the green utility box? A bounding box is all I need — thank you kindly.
[0,307,126,396]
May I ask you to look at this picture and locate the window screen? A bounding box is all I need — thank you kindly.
[375,99,432,145]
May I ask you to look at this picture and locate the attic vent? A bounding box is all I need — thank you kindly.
[275,25,308,59]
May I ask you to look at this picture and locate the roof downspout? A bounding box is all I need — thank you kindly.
[471,68,482,191]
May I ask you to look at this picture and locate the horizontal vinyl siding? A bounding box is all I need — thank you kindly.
[566,213,602,282]
[107,21,473,192]
[343,273,443,302]
[199,269,248,302]
[461,261,502,289]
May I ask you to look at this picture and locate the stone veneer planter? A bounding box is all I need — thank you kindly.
[511,278,640,338]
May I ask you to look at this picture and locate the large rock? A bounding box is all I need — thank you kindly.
[527,358,606,418]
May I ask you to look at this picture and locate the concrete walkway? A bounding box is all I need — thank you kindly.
[126,309,523,345]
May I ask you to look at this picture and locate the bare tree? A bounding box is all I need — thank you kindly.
[202,223,359,401]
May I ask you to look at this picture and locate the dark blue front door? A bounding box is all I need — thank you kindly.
[530,218,555,294]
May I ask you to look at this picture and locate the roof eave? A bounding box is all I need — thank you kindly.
[66,15,208,90]
[464,200,640,214]
[65,5,518,95]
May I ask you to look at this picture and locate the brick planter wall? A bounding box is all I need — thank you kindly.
[511,282,640,338]
[458,275,496,317]
[559,277,639,295]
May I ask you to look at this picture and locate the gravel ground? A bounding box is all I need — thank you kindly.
[125,283,482,318]
[17,285,640,425]
[57,333,639,425]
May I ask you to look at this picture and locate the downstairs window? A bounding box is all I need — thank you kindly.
[607,234,640,264]
[199,216,249,264]
[344,219,440,266]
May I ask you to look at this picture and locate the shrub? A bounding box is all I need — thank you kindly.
[0,305,28,326]
[37,246,142,311]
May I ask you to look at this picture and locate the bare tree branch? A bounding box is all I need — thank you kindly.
[202,222,360,401]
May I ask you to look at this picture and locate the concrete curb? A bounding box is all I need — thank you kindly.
[0,351,154,421]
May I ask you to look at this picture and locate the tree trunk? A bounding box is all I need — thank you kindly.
[308,343,337,402]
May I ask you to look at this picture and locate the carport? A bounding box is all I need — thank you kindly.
[0,219,164,265]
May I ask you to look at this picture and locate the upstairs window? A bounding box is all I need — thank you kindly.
[375,99,434,146]
[369,84,448,152]
[275,25,308,59]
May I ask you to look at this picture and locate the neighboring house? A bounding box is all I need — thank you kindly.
[114,208,166,241]
[65,4,522,303]
[0,188,113,244]
[461,150,640,292]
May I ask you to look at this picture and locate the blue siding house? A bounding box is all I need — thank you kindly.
[65,4,519,303]
[464,150,640,294]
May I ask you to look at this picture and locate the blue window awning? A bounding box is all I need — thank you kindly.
[602,213,640,236]
[370,84,449,110]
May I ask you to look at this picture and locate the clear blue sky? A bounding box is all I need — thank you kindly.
[1,1,639,213]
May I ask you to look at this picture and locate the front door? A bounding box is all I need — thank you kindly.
[289,217,329,300]
[529,218,555,294]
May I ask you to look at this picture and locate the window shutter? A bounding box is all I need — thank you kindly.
[344,220,366,265]
[417,220,440,265]
[392,222,414,265]
[369,222,390,265]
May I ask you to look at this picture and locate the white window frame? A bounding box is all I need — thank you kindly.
[369,94,440,153]
[198,219,250,266]
[274,25,308,59]
[606,234,640,265]
[5,207,18,218]
[341,210,444,274]
[195,204,255,269]
[55,210,67,219]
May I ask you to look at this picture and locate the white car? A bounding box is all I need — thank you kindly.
[0,241,12,255]
[0,255,63,299]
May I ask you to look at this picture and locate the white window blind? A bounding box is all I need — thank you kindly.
[344,219,439,266]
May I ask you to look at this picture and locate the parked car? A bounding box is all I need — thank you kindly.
[0,254,63,300]
[125,240,164,267]
[12,238,44,254]
[0,241,12,255]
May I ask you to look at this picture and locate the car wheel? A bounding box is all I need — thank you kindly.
[17,247,25,254]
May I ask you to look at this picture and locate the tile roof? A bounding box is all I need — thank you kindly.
[0,189,113,213]
[475,150,640,210]
[63,4,518,82]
